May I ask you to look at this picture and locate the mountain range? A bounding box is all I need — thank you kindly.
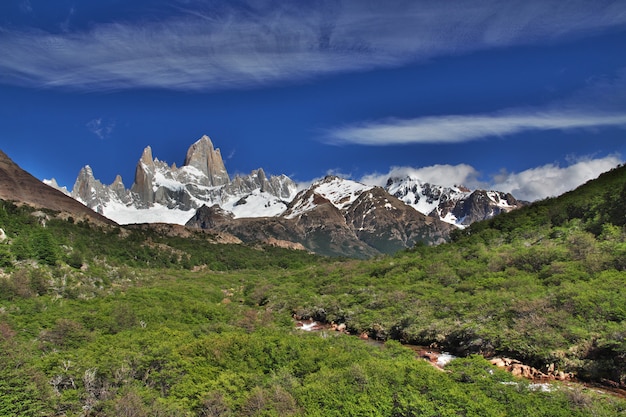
[11,135,526,257]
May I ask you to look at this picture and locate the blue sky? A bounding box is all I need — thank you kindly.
[1,0,626,201]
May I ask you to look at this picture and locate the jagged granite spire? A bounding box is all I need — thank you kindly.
[131,146,155,203]
[72,165,106,212]
[184,135,229,186]
[72,166,134,212]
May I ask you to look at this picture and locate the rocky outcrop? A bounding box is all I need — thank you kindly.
[385,176,526,228]
[124,222,242,244]
[447,190,524,226]
[261,237,307,251]
[186,204,234,229]
[489,357,573,381]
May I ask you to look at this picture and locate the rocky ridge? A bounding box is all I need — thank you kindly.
[385,176,525,228]
[63,135,526,257]
[71,135,298,221]
[186,176,454,258]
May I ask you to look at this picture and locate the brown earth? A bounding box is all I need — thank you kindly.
[0,150,116,226]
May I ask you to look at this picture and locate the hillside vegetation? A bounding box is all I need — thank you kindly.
[0,165,625,416]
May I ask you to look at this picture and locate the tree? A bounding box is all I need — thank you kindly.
[32,229,58,266]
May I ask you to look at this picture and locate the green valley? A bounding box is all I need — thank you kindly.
[1,164,626,416]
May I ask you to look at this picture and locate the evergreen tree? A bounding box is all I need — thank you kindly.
[32,229,58,266]
[10,233,33,261]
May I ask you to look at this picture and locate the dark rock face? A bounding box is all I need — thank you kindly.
[345,187,453,253]
[385,176,526,227]
[185,204,234,229]
[449,190,524,226]
[186,199,379,259]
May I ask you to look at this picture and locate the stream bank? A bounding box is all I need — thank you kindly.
[295,318,626,399]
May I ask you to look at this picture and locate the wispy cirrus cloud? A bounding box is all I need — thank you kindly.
[86,118,115,139]
[325,67,626,146]
[325,110,626,146]
[19,0,32,14]
[358,155,623,202]
[1,0,625,91]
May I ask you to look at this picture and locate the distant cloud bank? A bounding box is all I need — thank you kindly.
[1,0,625,91]
[359,155,623,202]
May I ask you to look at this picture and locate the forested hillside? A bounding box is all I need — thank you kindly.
[0,164,625,416]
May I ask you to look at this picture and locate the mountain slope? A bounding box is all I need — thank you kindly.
[453,163,626,243]
[0,150,116,226]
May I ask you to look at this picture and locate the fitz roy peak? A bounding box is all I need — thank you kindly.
[71,135,298,224]
[183,136,229,187]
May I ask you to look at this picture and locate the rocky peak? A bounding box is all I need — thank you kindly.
[384,175,526,228]
[446,190,524,226]
[72,166,105,209]
[71,166,134,212]
[139,146,154,168]
[185,204,234,229]
[111,174,125,189]
[43,178,70,195]
[131,151,154,204]
[184,135,229,186]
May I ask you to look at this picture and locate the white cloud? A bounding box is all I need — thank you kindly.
[326,111,626,146]
[488,155,623,201]
[359,164,480,188]
[86,118,115,139]
[1,0,625,91]
[357,155,623,202]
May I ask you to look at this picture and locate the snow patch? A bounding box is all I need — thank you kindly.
[314,177,373,210]
[101,201,195,225]
[153,170,185,191]
[222,190,288,218]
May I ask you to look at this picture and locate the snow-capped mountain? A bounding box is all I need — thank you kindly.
[55,134,527,257]
[70,135,298,225]
[384,176,525,228]
[187,175,454,258]
[283,176,374,219]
